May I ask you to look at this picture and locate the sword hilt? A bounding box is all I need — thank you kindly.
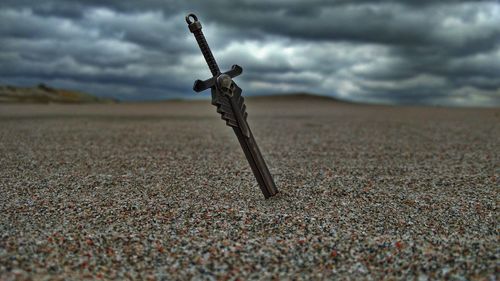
[186,14,220,76]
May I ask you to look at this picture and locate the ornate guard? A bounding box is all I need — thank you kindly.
[185,14,278,198]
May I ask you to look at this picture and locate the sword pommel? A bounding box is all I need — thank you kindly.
[185,14,201,33]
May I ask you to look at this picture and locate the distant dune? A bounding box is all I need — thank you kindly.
[0,86,346,104]
[0,84,116,103]
[246,92,348,103]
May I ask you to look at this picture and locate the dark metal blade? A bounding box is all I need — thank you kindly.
[211,84,278,198]
[232,125,278,198]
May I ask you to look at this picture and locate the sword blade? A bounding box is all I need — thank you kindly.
[212,83,278,198]
[232,126,278,198]
[225,89,277,197]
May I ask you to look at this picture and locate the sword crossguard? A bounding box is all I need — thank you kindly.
[193,64,243,93]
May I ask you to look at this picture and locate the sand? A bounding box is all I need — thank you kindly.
[0,98,498,280]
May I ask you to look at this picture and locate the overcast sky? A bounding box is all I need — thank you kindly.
[1,1,499,106]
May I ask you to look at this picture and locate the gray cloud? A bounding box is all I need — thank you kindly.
[0,0,499,106]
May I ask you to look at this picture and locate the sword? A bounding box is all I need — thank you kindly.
[185,13,278,199]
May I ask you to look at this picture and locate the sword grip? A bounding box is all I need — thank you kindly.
[186,14,220,76]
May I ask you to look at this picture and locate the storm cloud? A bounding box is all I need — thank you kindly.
[0,0,499,106]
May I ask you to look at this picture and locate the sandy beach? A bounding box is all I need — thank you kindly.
[1,98,498,279]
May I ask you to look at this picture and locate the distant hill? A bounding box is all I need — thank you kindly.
[0,84,116,103]
[246,92,349,103]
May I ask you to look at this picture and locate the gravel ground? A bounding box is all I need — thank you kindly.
[0,99,498,280]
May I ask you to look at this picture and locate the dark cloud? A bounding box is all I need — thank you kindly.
[0,0,499,106]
